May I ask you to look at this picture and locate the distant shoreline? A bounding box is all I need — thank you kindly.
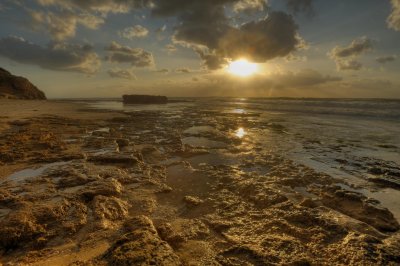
[49,97,400,101]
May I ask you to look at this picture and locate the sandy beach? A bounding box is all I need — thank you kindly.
[0,99,399,265]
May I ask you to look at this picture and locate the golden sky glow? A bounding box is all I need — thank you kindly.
[227,59,259,77]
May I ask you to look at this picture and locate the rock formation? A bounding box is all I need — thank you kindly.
[0,68,46,100]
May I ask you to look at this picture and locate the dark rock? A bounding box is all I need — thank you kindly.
[368,176,400,189]
[88,153,140,165]
[123,94,167,104]
[0,68,46,100]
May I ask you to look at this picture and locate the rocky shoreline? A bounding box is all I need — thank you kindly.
[0,100,399,265]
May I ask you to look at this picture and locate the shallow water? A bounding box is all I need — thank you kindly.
[86,98,400,221]
[5,161,70,183]
[182,137,227,148]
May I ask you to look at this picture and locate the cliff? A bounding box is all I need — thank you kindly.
[0,68,46,100]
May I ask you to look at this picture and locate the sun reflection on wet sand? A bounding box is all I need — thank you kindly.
[235,127,246,138]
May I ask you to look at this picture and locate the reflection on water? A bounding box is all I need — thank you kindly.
[232,108,246,114]
[182,137,226,148]
[5,161,70,183]
[235,127,246,138]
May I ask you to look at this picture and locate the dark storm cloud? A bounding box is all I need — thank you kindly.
[195,48,229,70]
[107,68,136,79]
[376,55,397,64]
[329,37,373,71]
[388,0,400,31]
[218,12,300,62]
[285,0,315,16]
[152,1,302,69]
[105,41,154,67]
[0,36,100,74]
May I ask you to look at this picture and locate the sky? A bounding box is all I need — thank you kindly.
[0,0,399,98]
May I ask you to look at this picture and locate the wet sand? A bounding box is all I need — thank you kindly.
[0,99,399,265]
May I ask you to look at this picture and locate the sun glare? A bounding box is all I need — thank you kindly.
[235,127,246,138]
[227,59,258,77]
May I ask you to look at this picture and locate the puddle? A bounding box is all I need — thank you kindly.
[293,186,315,198]
[64,138,79,143]
[4,162,70,183]
[0,208,11,218]
[91,148,119,156]
[159,157,183,166]
[292,155,400,222]
[92,127,110,133]
[156,164,211,209]
[337,183,400,222]
[188,152,236,168]
[235,127,246,138]
[182,137,226,148]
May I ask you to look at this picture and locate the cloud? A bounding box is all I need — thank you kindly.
[330,37,373,58]
[195,48,229,70]
[272,69,342,87]
[218,12,301,62]
[36,0,150,14]
[29,10,104,41]
[335,59,362,71]
[0,36,100,74]
[152,1,303,69]
[119,25,149,39]
[165,44,177,53]
[105,41,154,67]
[388,0,400,31]
[285,0,315,16]
[175,68,191,73]
[329,37,373,71]
[107,68,136,80]
[233,0,267,13]
[156,24,167,33]
[376,55,397,64]
[155,68,169,73]
[211,69,341,89]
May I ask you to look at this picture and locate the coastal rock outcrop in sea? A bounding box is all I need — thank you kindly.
[0,68,46,100]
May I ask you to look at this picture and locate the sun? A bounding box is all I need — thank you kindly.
[227,59,258,77]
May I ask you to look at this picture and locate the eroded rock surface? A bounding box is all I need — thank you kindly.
[0,102,399,265]
[104,216,181,265]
